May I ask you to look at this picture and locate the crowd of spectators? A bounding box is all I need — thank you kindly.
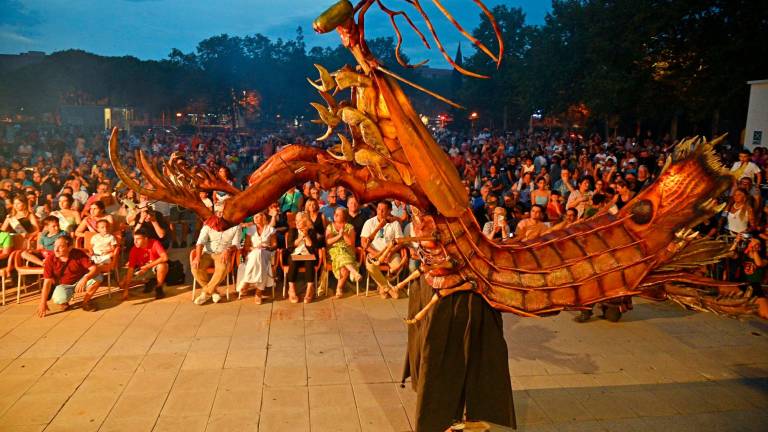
[1,123,766,318]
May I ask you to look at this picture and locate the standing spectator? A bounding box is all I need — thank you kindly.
[731,150,762,186]
[285,212,320,303]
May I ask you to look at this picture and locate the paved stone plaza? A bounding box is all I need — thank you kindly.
[0,275,767,431]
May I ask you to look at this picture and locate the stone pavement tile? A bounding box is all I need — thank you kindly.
[124,371,178,395]
[264,347,306,387]
[99,416,156,432]
[137,352,186,372]
[218,367,264,392]
[45,390,119,431]
[0,391,71,426]
[347,357,392,383]
[508,358,550,376]
[356,405,411,432]
[307,346,349,386]
[25,373,83,396]
[305,319,339,335]
[224,348,266,369]
[304,303,337,321]
[148,337,193,354]
[648,384,720,415]
[513,393,551,426]
[107,391,167,421]
[161,390,217,417]
[188,336,230,353]
[306,332,342,349]
[395,382,417,427]
[230,333,269,350]
[92,354,143,375]
[514,375,565,391]
[309,384,360,432]
[514,424,556,432]
[206,412,259,432]
[720,380,768,409]
[0,424,47,432]
[195,314,237,338]
[210,387,262,415]
[78,372,133,395]
[589,372,639,391]
[180,350,226,370]
[259,386,309,431]
[171,369,221,394]
[611,389,680,417]
[598,417,649,432]
[528,390,594,423]
[42,355,100,379]
[547,420,607,431]
[373,331,407,348]
[153,415,208,432]
[106,336,155,356]
[576,391,638,420]
[2,356,57,378]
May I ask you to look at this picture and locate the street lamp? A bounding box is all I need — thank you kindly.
[470,112,479,136]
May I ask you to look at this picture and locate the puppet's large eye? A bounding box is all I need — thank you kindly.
[630,200,653,224]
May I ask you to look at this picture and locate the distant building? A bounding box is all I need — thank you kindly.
[0,51,45,73]
[745,79,768,149]
[60,105,133,131]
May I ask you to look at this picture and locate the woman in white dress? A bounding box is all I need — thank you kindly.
[236,212,277,303]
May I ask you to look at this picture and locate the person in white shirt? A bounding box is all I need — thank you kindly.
[236,212,276,303]
[191,203,242,305]
[361,201,404,298]
[90,219,118,266]
[731,150,762,186]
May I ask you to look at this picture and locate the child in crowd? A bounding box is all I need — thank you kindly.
[89,219,118,266]
[21,216,69,267]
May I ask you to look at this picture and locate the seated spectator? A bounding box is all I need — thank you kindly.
[346,195,370,247]
[304,198,326,247]
[531,177,551,208]
[75,201,114,237]
[38,236,103,316]
[80,181,117,217]
[21,216,69,267]
[566,176,593,218]
[236,212,277,303]
[191,203,242,305]
[325,207,362,298]
[51,194,81,233]
[361,201,404,298]
[483,206,510,242]
[319,189,344,222]
[546,190,564,222]
[0,230,13,268]
[285,211,319,303]
[133,206,171,249]
[89,219,118,266]
[119,229,168,300]
[1,197,39,236]
[515,205,548,241]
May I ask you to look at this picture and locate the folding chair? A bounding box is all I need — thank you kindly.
[190,248,235,301]
[364,247,408,297]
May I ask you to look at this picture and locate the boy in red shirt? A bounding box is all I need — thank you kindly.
[38,236,103,317]
[120,229,169,300]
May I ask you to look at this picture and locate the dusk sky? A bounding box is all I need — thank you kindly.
[0,0,549,67]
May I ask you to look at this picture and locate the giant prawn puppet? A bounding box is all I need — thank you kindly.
[110,1,762,428]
